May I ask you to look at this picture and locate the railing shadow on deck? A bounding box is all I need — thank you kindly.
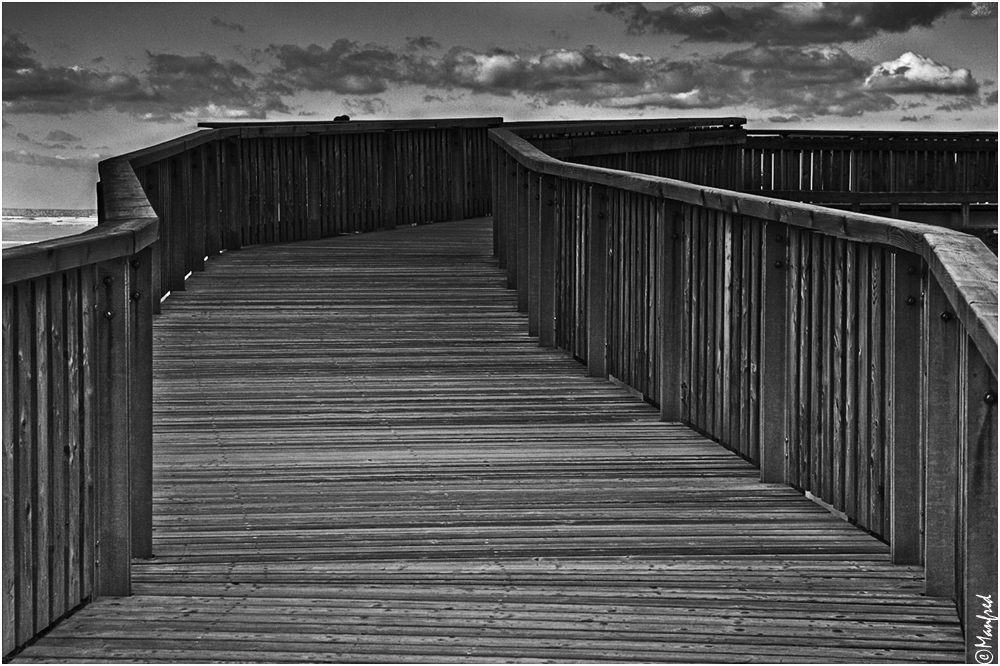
[2,115,997,660]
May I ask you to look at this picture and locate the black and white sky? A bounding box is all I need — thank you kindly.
[2,2,998,208]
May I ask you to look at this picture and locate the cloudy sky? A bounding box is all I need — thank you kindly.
[2,2,997,209]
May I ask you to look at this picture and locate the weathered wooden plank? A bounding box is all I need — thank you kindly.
[64,270,83,611]
[130,248,154,560]
[15,280,36,645]
[2,285,16,655]
[889,251,923,565]
[33,277,51,634]
[95,258,131,597]
[921,276,959,597]
[48,273,68,622]
[587,185,609,378]
[759,222,788,483]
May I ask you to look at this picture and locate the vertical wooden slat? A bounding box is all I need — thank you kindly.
[48,274,67,621]
[889,251,923,564]
[960,338,998,662]
[204,143,221,257]
[785,227,801,488]
[527,173,541,336]
[168,157,186,291]
[15,281,35,644]
[64,270,82,608]
[505,158,518,289]
[188,148,206,272]
[129,248,154,560]
[79,266,96,601]
[922,276,959,596]
[538,174,557,348]
[855,245,871,530]
[831,238,846,510]
[843,242,859,520]
[759,222,789,482]
[587,184,609,378]
[2,286,16,654]
[95,259,131,597]
[306,134,322,240]
[33,277,51,633]
[224,139,243,250]
[659,201,684,421]
[516,168,530,313]
[869,248,886,536]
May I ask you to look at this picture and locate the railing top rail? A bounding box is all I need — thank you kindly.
[490,127,998,376]
[505,117,746,135]
[198,116,503,131]
[3,157,158,284]
[746,128,997,141]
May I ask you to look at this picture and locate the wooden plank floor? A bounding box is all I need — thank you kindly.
[14,218,963,663]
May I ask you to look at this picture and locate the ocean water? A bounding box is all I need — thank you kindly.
[2,210,98,249]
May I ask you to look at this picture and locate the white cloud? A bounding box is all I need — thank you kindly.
[864,52,979,94]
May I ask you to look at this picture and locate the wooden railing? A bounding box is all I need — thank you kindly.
[1,117,502,656]
[489,126,998,660]
[508,117,746,190]
[2,158,157,654]
[743,130,998,229]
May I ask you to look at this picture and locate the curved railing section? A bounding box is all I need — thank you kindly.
[744,129,998,232]
[1,117,502,656]
[489,126,997,660]
[2,157,157,653]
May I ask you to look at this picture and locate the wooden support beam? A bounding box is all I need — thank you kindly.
[889,250,924,565]
[95,258,131,596]
[128,248,154,560]
[527,172,541,336]
[381,131,397,231]
[659,201,685,421]
[587,184,609,378]
[759,221,789,483]
[516,167,530,313]
[960,336,998,663]
[538,174,557,348]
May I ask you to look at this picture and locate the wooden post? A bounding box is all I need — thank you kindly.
[759,221,789,483]
[961,336,998,663]
[188,148,207,273]
[224,138,243,250]
[495,149,507,268]
[449,127,466,221]
[491,144,500,259]
[538,174,557,348]
[204,143,222,257]
[381,130,397,231]
[168,156,187,292]
[128,248,153,560]
[95,257,131,596]
[889,250,923,565]
[659,201,685,421]
[505,158,518,290]
[306,133,322,240]
[587,184,609,378]
[516,167,530,313]
[527,172,541,336]
[922,276,960,596]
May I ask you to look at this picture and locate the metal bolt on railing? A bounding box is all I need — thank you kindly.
[941,311,954,322]
[906,296,918,306]
[985,391,997,405]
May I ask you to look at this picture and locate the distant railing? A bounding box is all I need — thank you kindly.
[1,116,502,656]
[489,125,997,661]
[2,159,157,654]
[743,130,998,230]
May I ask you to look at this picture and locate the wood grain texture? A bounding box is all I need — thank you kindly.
[11,219,964,663]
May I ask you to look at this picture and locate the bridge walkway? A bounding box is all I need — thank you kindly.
[12,218,964,663]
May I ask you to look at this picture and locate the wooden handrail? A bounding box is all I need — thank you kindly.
[490,127,998,376]
[490,124,997,661]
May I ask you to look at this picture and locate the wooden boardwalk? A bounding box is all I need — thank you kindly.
[13,218,964,663]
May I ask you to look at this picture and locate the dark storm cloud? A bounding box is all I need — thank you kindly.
[211,16,246,34]
[595,2,968,45]
[46,129,81,143]
[406,36,442,51]
[3,33,287,121]
[3,32,154,115]
[264,40,406,95]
